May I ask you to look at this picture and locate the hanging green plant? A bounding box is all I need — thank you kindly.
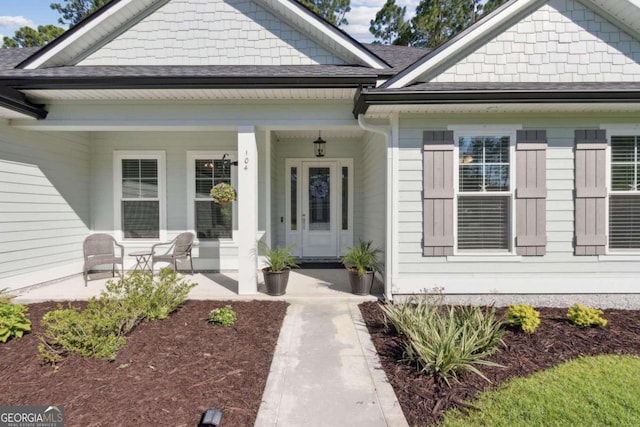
[210,183,237,205]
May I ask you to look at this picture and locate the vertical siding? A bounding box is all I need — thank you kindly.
[0,123,91,287]
[395,114,640,293]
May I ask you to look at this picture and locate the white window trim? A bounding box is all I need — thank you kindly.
[113,151,167,243]
[449,125,521,255]
[186,151,238,246]
[604,125,640,255]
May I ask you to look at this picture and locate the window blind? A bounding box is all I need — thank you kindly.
[121,158,159,239]
[610,135,640,249]
[458,196,510,250]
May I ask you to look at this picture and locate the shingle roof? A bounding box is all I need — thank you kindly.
[376,82,640,92]
[0,48,40,70]
[362,44,431,71]
[0,64,383,79]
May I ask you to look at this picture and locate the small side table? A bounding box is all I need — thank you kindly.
[130,250,153,273]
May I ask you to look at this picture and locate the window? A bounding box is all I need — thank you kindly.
[609,135,640,249]
[457,135,512,251]
[188,153,235,240]
[114,152,165,240]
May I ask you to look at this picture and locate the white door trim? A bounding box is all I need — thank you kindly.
[285,158,353,257]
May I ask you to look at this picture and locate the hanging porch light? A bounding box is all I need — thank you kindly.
[313,131,326,157]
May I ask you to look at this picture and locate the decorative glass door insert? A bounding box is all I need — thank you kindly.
[308,167,331,231]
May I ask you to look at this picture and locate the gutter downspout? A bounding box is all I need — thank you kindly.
[357,113,398,301]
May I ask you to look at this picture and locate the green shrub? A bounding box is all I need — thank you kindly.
[567,303,607,328]
[0,302,31,343]
[381,297,504,385]
[104,269,195,321]
[506,304,540,333]
[39,269,195,362]
[38,301,128,362]
[209,305,237,326]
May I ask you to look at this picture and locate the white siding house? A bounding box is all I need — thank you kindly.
[2,0,640,298]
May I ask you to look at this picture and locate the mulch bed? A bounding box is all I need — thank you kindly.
[360,302,640,426]
[0,300,288,427]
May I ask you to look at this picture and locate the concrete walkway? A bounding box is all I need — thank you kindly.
[255,302,408,427]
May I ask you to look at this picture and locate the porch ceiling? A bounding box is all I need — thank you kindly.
[21,88,357,103]
[364,102,640,117]
[0,106,37,120]
[274,129,365,140]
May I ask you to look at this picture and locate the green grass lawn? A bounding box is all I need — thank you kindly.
[442,354,640,427]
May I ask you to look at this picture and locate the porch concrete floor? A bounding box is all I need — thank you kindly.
[12,269,383,303]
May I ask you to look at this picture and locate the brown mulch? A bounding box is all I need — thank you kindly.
[0,300,288,427]
[360,302,640,427]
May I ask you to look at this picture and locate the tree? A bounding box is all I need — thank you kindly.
[369,0,410,45]
[480,0,507,17]
[2,25,65,48]
[369,0,507,48]
[50,0,111,26]
[298,0,351,26]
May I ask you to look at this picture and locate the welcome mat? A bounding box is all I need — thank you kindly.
[296,259,343,269]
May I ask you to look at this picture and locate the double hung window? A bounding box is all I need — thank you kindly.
[115,152,165,240]
[457,135,512,251]
[609,135,640,249]
[188,153,234,240]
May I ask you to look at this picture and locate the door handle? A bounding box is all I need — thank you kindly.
[302,213,306,230]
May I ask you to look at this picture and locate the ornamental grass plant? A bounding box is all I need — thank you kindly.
[381,296,504,385]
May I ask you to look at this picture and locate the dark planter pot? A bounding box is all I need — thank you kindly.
[347,269,375,295]
[263,268,290,296]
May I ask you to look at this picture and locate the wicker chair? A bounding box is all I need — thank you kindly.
[83,234,124,286]
[151,232,195,274]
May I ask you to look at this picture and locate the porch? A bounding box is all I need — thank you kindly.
[12,268,383,304]
[1,96,390,297]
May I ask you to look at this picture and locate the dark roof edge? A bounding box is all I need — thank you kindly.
[381,0,521,88]
[2,75,379,90]
[0,87,48,119]
[354,89,640,116]
[16,0,130,69]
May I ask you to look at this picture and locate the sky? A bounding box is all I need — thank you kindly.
[0,0,421,44]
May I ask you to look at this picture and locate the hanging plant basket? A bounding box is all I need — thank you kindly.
[210,183,237,205]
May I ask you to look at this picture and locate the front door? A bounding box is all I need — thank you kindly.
[301,161,337,256]
[285,158,353,258]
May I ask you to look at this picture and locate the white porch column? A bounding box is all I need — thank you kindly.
[237,126,258,294]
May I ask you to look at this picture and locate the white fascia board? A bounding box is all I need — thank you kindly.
[22,0,139,69]
[387,0,540,89]
[270,0,387,69]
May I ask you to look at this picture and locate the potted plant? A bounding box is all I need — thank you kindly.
[342,241,382,295]
[260,244,298,296]
[210,182,237,205]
